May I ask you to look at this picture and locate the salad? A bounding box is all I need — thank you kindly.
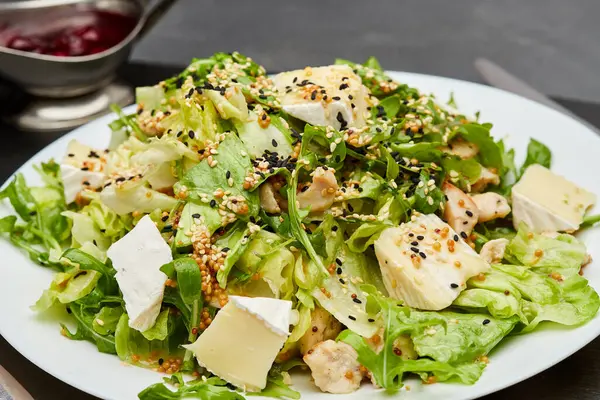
[1,52,599,399]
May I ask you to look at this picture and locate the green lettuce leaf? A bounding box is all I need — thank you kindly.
[454,263,600,332]
[141,310,170,341]
[175,134,259,218]
[338,287,491,390]
[506,223,586,273]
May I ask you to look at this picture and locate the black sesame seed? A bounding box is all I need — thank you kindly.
[93,239,97,246]
[272,139,278,147]
[192,213,201,219]
[417,235,424,240]
[332,226,338,232]
[460,231,468,239]
[115,177,125,182]
[301,185,310,192]
[210,199,217,207]
[293,77,298,83]
[352,298,362,304]
[419,252,427,259]
[188,130,195,139]
[450,283,459,289]
[483,319,490,325]
[348,315,356,321]
[454,234,459,241]
[336,267,343,275]
[368,318,375,322]
[410,247,419,253]
[332,96,341,101]
[347,203,354,212]
[66,307,72,314]
[411,241,419,246]
[259,94,267,99]
[357,187,363,193]
[161,215,169,222]
[80,167,89,171]
[465,210,473,217]
[348,94,353,100]
[222,247,230,252]
[408,233,414,237]
[163,225,173,232]
[339,83,349,90]
[339,278,346,284]
[158,358,164,365]
[463,221,468,225]
[177,131,183,137]
[336,258,342,266]
[311,90,317,100]
[226,170,231,179]
[82,180,90,186]
[261,113,267,121]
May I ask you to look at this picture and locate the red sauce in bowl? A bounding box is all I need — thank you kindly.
[0,10,137,57]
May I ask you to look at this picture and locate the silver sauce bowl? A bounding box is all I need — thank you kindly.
[0,0,176,98]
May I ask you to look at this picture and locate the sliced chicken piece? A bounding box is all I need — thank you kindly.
[441,138,479,159]
[299,307,342,355]
[479,238,509,264]
[303,340,365,394]
[442,182,479,236]
[471,167,500,193]
[375,213,490,310]
[259,182,281,214]
[297,167,339,212]
[471,192,511,223]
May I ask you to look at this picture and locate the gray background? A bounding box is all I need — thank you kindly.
[133,0,600,102]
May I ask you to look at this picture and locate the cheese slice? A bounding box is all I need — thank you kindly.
[374,213,490,310]
[60,140,106,203]
[272,65,373,130]
[185,296,292,391]
[107,215,171,332]
[512,164,596,232]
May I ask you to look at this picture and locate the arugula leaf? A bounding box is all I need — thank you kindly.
[249,368,300,400]
[456,124,503,170]
[61,303,117,354]
[520,138,552,175]
[287,168,328,277]
[93,306,124,335]
[61,248,118,294]
[172,257,202,304]
[215,221,253,287]
[138,376,244,400]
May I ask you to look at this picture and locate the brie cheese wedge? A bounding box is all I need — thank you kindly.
[272,65,373,130]
[374,213,490,310]
[60,140,106,203]
[512,164,596,232]
[185,296,292,391]
[107,215,171,332]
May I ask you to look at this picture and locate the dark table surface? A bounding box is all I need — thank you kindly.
[1,61,600,399]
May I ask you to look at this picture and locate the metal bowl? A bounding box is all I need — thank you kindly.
[0,0,164,98]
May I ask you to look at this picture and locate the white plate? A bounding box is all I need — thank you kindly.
[1,72,600,400]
